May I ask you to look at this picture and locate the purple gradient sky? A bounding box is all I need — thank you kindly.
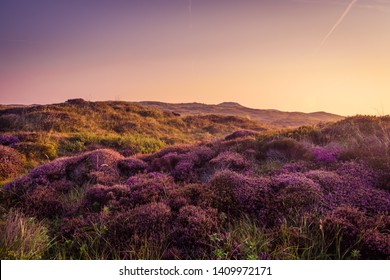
[1,0,390,115]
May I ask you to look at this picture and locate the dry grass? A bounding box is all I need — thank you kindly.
[0,210,51,259]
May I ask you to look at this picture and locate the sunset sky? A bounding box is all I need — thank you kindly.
[1,0,390,116]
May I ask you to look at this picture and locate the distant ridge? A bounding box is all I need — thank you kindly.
[139,101,344,127]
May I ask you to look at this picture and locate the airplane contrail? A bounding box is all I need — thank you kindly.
[188,0,192,29]
[317,0,358,50]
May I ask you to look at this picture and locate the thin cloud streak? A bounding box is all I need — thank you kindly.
[317,0,358,51]
[188,0,192,29]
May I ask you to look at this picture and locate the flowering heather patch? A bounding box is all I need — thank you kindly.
[125,172,176,207]
[361,229,390,259]
[310,145,342,164]
[305,170,343,194]
[83,184,130,212]
[184,146,217,166]
[322,206,367,252]
[209,151,252,173]
[141,144,192,163]
[107,202,171,248]
[0,145,24,181]
[2,149,124,212]
[29,157,72,180]
[172,183,214,208]
[280,161,310,173]
[25,186,64,218]
[126,202,172,237]
[1,114,390,259]
[126,171,173,186]
[26,149,123,184]
[172,160,196,182]
[166,146,218,182]
[60,216,92,240]
[0,135,20,146]
[209,170,271,217]
[171,205,218,255]
[149,152,180,172]
[117,158,148,177]
[270,173,323,222]
[331,162,390,214]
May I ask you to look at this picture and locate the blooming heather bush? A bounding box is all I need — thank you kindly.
[60,216,94,240]
[310,145,340,164]
[25,186,64,218]
[225,130,258,141]
[83,184,131,212]
[361,229,390,259]
[189,146,216,165]
[209,151,252,173]
[0,135,20,146]
[142,144,192,163]
[209,170,271,217]
[126,172,176,207]
[66,149,123,185]
[2,149,124,212]
[2,175,49,205]
[107,202,171,247]
[280,161,309,173]
[367,158,390,191]
[26,149,123,184]
[322,206,366,251]
[271,173,323,222]
[127,202,172,236]
[172,183,214,208]
[172,160,196,182]
[29,157,72,180]
[172,205,218,256]
[117,158,148,177]
[305,170,343,194]
[169,146,217,182]
[0,145,24,181]
[332,162,390,214]
[149,152,180,172]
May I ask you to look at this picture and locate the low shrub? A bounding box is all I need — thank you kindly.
[0,135,20,146]
[322,206,366,253]
[209,151,252,173]
[271,173,323,223]
[0,145,25,181]
[171,205,218,257]
[209,170,271,217]
[117,158,148,177]
[258,138,311,162]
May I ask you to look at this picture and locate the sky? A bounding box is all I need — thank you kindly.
[1,0,390,116]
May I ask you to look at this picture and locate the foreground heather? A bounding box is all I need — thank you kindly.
[0,116,389,259]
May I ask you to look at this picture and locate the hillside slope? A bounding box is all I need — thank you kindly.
[139,101,344,127]
[0,100,269,181]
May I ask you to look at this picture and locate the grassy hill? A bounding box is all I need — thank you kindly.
[139,101,344,127]
[0,100,269,179]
